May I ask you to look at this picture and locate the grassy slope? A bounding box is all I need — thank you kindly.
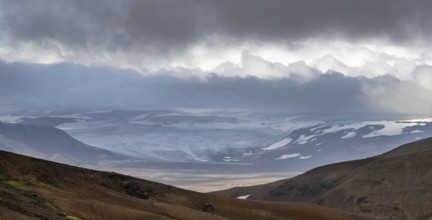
[0,150,374,220]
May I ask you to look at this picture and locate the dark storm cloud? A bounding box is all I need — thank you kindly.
[0,0,202,54]
[1,0,432,55]
[203,0,432,43]
[2,61,430,114]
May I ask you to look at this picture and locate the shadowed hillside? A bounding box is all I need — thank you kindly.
[213,137,432,219]
[0,150,375,220]
[0,122,125,165]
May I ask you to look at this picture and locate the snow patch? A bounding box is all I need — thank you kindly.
[275,153,300,160]
[402,118,432,123]
[299,155,312,159]
[237,195,250,199]
[243,151,253,156]
[223,156,240,162]
[263,138,292,151]
[295,135,314,145]
[320,123,369,134]
[341,131,357,139]
[315,121,423,139]
[363,121,419,138]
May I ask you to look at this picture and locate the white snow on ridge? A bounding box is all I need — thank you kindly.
[263,138,292,151]
[341,131,357,139]
[295,135,314,144]
[299,155,312,159]
[402,118,432,123]
[320,122,370,134]
[315,120,424,138]
[275,153,300,160]
[363,121,419,138]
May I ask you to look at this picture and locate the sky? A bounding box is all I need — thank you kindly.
[0,0,431,114]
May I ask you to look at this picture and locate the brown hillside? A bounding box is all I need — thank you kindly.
[213,137,432,220]
[0,150,374,220]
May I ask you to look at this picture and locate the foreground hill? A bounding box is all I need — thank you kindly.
[213,137,432,219]
[0,150,374,220]
[0,122,125,165]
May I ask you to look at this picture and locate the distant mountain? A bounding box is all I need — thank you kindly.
[0,122,125,165]
[18,116,78,127]
[0,150,375,220]
[213,137,432,219]
[5,109,432,173]
[3,109,432,191]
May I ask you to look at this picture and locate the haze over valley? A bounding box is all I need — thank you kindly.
[1,109,432,192]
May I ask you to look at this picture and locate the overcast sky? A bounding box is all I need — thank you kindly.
[0,0,431,114]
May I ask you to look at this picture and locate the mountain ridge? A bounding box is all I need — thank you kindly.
[213,137,432,219]
[0,122,126,165]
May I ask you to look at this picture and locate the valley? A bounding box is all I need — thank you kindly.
[1,109,432,191]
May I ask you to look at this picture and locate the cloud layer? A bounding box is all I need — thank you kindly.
[3,0,432,50]
[1,0,432,73]
[0,1,431,115]
[1,61,431,115]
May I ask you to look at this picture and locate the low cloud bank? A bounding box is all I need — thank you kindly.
[1,61,431,115]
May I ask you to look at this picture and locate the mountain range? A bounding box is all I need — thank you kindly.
[2,109,432,170]
[2,109,432,191]
[0,122,125,166]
